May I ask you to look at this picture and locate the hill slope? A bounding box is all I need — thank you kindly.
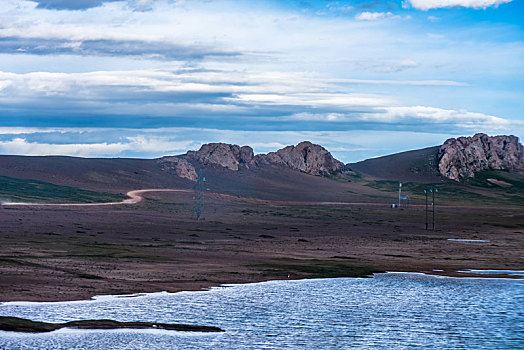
[350,146,442,183]
[0,136,522,206]
[0,154,383,203]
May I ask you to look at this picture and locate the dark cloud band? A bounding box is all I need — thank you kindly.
[0,37,240,60]
[32,0,121,10]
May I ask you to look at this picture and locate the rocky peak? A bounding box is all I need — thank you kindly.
[158,141,346,181]
[186,143,255,171]
[258,141,345,175]
[437,133,524,181]
[158,143,255,181]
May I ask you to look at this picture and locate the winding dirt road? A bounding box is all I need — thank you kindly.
[1,188,514,210]
[1,189,192,207]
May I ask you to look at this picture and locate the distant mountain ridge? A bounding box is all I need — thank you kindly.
[158,141,345,181]
[158,135,523,182]
[0,135,521,200]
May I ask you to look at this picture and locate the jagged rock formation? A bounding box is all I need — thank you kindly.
[437,133,524,181]
[158,141,345,181]
[257,141,345,176]
[157,157,198,181]
[186,143,255,171]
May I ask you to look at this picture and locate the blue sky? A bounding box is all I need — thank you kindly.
[0,0,522,162]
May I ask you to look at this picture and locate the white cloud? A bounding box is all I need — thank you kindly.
[0,127,521,163]
[288,112,348,121]
[355,12,398,21]
[381,59,419,73]
[0,137,127,157]
[330,78,464,86]
[228,92,391,108]
[399,59,418,69]
[365,106,516,130]
[285,105,520,132]
[124,135,193,154]
[0,69,324,97]
[0,68,459,93]
[0,136,193,157]
[0,127,69,134]
[0,80,12,92]
[407,0,512,10]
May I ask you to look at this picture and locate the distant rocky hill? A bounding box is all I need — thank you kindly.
[350,133,523,183]
[437,133,524,181]
[0,134,521,197]
[187,143,255,171]
[257,142,345,176]
[159,134,524,183]
[158,141,345,181]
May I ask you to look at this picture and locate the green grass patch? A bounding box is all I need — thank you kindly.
[365,176,523,207]
[465,170,524,191]
[254,258,381,279]
[0,175,127,204]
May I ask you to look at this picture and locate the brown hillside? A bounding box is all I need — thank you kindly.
[0,155,385,203]
[350,146,443,182]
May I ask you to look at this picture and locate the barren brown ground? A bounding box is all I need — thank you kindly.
[0,190,522,302]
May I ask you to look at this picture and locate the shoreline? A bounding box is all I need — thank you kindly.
[2,270,522,304]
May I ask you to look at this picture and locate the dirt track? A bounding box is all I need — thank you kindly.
[1,189,192,207]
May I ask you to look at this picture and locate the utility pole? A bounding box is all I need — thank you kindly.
[424,189,428,230]
[432,188,438,230]
[424,187,438,230]
[193,169,206,220]
[398,182,402,208]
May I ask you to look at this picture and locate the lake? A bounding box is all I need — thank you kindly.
[0,273,522,349]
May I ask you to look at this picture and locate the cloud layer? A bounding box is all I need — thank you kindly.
[407,0,512,10]
[1,68,518,135]
[0,127,471,163]
[31,0,140,10]
[0,36,239,60]
[355,11,398,21]
[0,0,521,160]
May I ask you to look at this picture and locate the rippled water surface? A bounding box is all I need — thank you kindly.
[0,273,522,349]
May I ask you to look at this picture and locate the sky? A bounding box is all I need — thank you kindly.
[0,0,522,162]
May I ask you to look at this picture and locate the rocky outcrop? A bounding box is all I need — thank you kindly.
[158,141,345,181]
[157,157,198,181]
[256,141,345,176]
[437,133,524,181]
[186,143,255,171]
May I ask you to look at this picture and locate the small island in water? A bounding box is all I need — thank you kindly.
[0,316,223,333]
